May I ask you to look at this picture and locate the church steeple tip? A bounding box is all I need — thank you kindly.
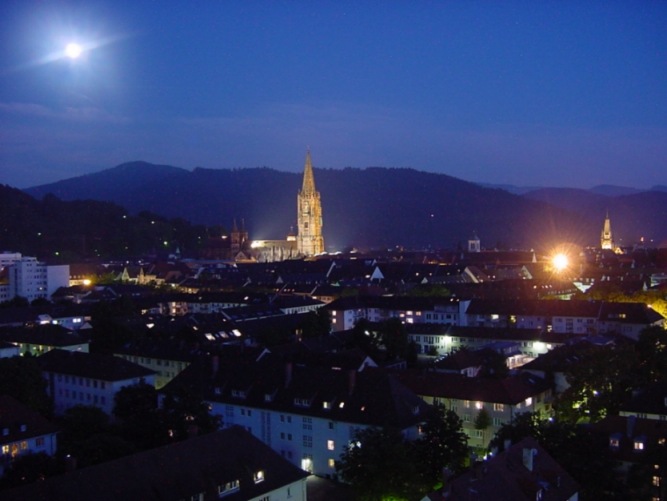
[301,149,316,194]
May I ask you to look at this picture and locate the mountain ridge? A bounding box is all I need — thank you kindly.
[22,162,667,251]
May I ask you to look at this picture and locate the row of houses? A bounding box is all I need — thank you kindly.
[327,296,664,341]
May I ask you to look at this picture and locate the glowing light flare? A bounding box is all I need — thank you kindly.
[552,253,569,272]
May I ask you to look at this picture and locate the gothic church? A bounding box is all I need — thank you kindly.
[239,150,324,262]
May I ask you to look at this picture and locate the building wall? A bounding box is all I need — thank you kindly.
[0,432,58,476]
[209,401,420,478]
[16,342,89,357]
[408,332,559,358]
[6,258,70,303]
[423,392,550,450]
[10,258,47,302]
[248,478,308,501]
[115,354,189,390]
[47,265,70,297]
[44,371,156,416]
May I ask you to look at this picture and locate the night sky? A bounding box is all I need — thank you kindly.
[1,1,665,190]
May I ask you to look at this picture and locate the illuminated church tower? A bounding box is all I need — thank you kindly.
[600,210,614,250]
[297,150,324,256]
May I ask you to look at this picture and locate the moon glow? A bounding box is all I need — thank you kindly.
[64,43,83,59]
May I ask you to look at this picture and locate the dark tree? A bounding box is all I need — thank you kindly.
[57,405,137,468]
[336,426,427,501]
[113,383,165,449]
[89,297,141,353]
[160,383,221,441]
[414,405,468,486]
[352,319,380,354]
[636,325,667,384]
[380,318,409,361]
[0,356,52,417]
[554,343,638,424]
[474,408,492,446]
[298,308,331,339]
[59,405,110,446]
[0,453,64,489]
[113,382,158,422]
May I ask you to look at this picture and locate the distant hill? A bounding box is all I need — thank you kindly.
[523,187,667,247]
[588,185,643,197]
[23,162,667,251]
[0,184,210,261]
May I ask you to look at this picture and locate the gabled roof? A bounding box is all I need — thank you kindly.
[441,437,579,501]
[620,381,667,416]
[0,395,59,444]
[598,301,664,324]
[0,426,308,501]
[171,353,429,429]
[465,298,602,318]
[0,325,88,348]
[394,370,550,404]
[592,414,667,463]
[37,349,155,382]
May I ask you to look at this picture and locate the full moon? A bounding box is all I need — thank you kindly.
[64,43,83,59]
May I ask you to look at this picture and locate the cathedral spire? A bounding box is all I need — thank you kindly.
[297,149,324,256]
[301,149,316,195]
[601,210,614,250]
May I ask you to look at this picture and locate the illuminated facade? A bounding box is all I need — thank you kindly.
[600,210,614,250]
[297,151,324,256]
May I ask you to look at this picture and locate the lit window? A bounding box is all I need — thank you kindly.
[493,403,504,412]
[327,440,335,451]
[328,458,335,468]
[634,441,645,451]
[475,401,483,410]
[525,397,532,406]
[653,476,661,487]
[253,470,265,483]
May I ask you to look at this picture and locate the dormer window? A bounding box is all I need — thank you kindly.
[217,480,240,497]
[253,470,265,484]
[294,397,312,408]
[231,389,247,399]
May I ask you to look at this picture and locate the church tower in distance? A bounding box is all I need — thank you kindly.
[297,150,324,256]
[600,210,614,250]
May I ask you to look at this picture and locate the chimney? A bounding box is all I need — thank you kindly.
[211,355,219,375]
[285,362,293,388]
[65,455,77,472]
[187,424,199,438]
[522,448,537,471]
[626,415,637,438]
[348,369,356,395]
